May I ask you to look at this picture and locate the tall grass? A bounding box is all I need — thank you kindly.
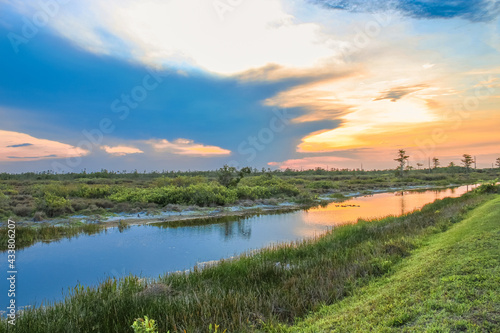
[0,223,104,251]
[0,189,492,333]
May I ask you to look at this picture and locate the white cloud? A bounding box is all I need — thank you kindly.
[0,130,88,161]
[147,138,231,156]
[13,0,336,75]
[101,145,144,157]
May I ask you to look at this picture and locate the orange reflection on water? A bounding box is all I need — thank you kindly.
[299,185,476,227]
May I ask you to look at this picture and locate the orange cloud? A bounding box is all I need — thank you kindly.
[101,145,144,156]
[147,138,231,157]
[0,130,88,162]
[269,156,353,170]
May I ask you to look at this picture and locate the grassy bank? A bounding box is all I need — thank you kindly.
[2,186,497,332]
[281,189,500,332]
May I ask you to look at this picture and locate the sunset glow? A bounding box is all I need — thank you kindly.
[0,0,498,172]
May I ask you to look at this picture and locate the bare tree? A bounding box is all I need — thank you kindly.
[394,149,409,177]
[461,154,474,173]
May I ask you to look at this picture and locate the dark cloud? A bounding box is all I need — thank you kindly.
[308,0,500,22]
[6,143,33,148]
[374,84,428,102]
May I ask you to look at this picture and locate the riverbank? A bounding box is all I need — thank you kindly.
[0,183,478,251]
[2,184,497,332]
[283,189,500,332]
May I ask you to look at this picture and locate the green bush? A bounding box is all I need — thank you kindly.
[306,180,337,189]
[72,184,113,199]
[152,176,207,188]
[131,316,158,333]
[36,192,73,217]
[110,183,238,207]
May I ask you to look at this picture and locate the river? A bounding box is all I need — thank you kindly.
[0,184,478,311]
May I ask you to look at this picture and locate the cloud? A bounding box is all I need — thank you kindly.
[101,145,144,157]
[374,84,429,102]
[269,156,353,169]
[308,0,500,22]
[147,138,231,157]
[8,0,337,76]
[0,130,88,162]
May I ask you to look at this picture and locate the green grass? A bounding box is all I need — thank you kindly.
[0,223,104,251]
[1,169,498,221]
[1,187,496,332]
[281,195,500,332]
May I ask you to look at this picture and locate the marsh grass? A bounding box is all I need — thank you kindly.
[281,192,500,332]
[0,223,104,251]
[0,189,492,333]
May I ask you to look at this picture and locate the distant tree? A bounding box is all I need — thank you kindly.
[496,157,500,168]
[432,157,440,169]
[461,154,474,173]
[416,163,424,170]
[217,165,251,187]
[448,162,456,168]
[394,149,409,177]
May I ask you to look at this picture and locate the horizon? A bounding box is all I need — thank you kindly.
[1,0,499,173]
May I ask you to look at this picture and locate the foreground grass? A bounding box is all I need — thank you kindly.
[281,194,500,332]
[0,188,496,332]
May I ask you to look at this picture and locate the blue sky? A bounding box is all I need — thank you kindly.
[0,0,499,172]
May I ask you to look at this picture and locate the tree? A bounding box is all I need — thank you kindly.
[432,157,440,169]
[394,149,409,177]
[217,165,251,187]
[461,154,474,173]
[496,157,500,168]
[448,162,456,167]
[416,163,424,170]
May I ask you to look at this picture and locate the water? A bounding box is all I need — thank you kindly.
[1,185,477,310]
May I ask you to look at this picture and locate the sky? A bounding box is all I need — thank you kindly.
[0,0,499,173]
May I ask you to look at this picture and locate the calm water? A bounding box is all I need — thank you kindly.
[1,185,477,309]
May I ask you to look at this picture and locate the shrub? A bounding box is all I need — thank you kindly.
[36,193,73,217]
[13,204,34,217]
[307,180,337,190]
[33,211,46,222]
[71,198,88,212]
[72,184,112,199]
[131,316,158,333]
